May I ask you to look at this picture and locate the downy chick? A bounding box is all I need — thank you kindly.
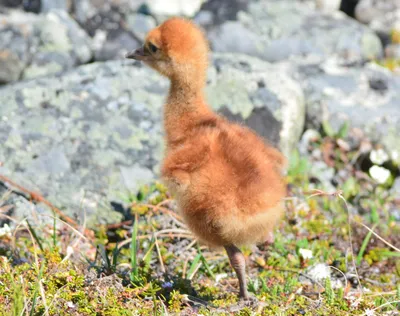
[126,18,286,300]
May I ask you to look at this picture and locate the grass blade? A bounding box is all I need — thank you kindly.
[143,236,156,268]
[112,243,121,268]
[197,245,215,279]
[30,261,45,316]
[26,221,44,253]
[187,253,202,280]
[52,213,57,249]
[98,245,111,272]
[356,224,376,265]
[381,252,400,258]
[131,213,139,281]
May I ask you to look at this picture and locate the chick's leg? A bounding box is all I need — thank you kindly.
[224,245,249,299]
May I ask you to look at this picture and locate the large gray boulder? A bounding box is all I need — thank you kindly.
[72,0,145,24]
[299,59,400,165]
[196,0,248,26]
[355,0,400,59]
[355,0,400,35]
[40,0,69,12]
[80,5,142,62]
[0,10,37,84]
[199,0,383,63]
[0,60,164,226]
[0,9,92,83]
[0,54,304,227]
[207,54,304,157]
[125,12,156,42]
[0,24,31,83]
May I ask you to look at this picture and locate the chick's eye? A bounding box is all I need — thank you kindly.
[148,42,158,54]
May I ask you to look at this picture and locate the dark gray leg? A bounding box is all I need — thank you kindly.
[224,245,249,299]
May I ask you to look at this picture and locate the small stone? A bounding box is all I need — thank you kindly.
[315,0,341,13]
[369,165,391,184]
[146,0,203,17]
[332,260,341,268]
[368,77,388,92]
[298,309,306,315]
[391,150,399,163]
[0,19,31,83]
[215,273,228,283]
[392,177,400,195]
[370,148,389,165]
[23,0,41,13]
[310,161,335,191]
[120,164,155,193]
[0,224,12,237]
[301,263,331,283]
[390,208,400,222]
[336,139,351,152]
[355,0,400,39]
[40,0,68,12]
[349,276,359,287]
[161,281,173,289]
[299,129,321,155]
[385,44,400,59]
[299,248,313,260]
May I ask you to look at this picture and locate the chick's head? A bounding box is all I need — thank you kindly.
[126,18,209,82]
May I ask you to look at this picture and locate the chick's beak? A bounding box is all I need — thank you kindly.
[125,46,147,60]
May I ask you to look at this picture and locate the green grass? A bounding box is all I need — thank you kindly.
[130,213,139,282]
[0,131,399,315]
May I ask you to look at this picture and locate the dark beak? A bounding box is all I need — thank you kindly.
[125,46,147,60]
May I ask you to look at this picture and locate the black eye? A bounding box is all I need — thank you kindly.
[148,42,158,54]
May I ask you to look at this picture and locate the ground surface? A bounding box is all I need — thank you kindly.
[0,128,399,315]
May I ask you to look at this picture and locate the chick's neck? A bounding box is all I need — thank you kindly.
[164,75,214,145]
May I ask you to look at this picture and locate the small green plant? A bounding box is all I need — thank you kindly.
[287,150,311,184]
[182,245,216,281]
[30,261,45,316]
[325,278,335,305]
[376,58,400,71]
[84,243,122,276]
[322,120,349,139]
[342,177,359,200]
[8,267,25,316]
[391,29,400,44]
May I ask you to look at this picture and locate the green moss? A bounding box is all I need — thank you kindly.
[375,58,400,71]
[391,29,400,44]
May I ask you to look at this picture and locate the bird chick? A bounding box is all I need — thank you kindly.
[126,18,286,301]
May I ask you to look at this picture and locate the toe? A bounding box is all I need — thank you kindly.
[239,293,259,307]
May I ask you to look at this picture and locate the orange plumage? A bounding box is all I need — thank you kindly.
[126,18,286,301]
